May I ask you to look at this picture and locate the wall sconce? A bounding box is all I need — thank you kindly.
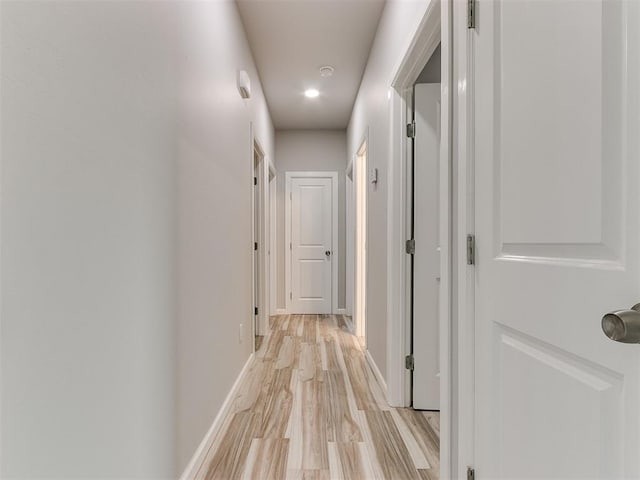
[237,70,251,99]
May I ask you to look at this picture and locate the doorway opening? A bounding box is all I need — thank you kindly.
[252,142,265,352]
[388,0,452,476]
[411,44,441,411]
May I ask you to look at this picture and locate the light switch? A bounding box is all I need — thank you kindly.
[369,167,378,184]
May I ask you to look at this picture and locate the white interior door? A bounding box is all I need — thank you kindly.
[290,176,333,314]
[473,1,640,478]
[413,83,441,410]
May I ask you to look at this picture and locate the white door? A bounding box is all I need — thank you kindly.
[413,83,441,410]
[473,1,640,478]
[289,176,333,314]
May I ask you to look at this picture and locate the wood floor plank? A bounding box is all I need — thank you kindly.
[389,408,430,469]
[299,343,319,382]
[195,314,440,480]
[301,379,329,470]
[264,329,285,361]
[417,469,439,480]
[241,438,289,480]
[256,367,293,438]
[397,408,440,471]
[341,347,379,411]
[303,315,317,343]
[324,370,362,442]
[365,410,422,480]
[203,412,258,480]
[276,335,296,370]
[334,442,367,479]
[301,470,330,480]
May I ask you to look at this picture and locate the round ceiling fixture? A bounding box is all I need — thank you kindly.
[304,88,320,98]
[319,65,335,77]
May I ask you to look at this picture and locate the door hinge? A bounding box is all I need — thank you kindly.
[467,467,475,480]
[405,354,414,371]
[254,242,258,251]
[289,242,292,250]
[253,176,257,186]
[254,306,258,316]
[467,0,476,29]
[289,292,292,300]
[406,239,415,255]
[406,121,416,138]
[467,234,475,265]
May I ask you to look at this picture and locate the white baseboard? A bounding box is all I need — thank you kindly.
[335,308,347,315]
[366,350,388,398]
[179,353,254,480]
[275,308,287,315]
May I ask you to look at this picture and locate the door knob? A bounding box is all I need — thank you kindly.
[325,250,332,257]
[602,303,640,343]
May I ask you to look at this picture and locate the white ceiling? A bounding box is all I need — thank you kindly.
[237,0,385,130]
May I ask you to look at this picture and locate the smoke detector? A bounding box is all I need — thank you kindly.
[319,66,335,77]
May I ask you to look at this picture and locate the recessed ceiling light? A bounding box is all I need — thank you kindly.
[304,88,320,98]
[319,65,335,77]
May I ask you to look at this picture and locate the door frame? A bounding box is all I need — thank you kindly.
[269,162,277,316]
[353,136,368,340]
[251,135,268,346]
[388,0,443,403]
[345,167,354,318]
[452,0,475,477]
[285,171,339,314]
[386,0,460,478]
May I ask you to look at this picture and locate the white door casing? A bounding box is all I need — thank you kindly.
[346,172,354,317]
[286,172,338,314]
[354,143,367,339]
[473,1,640,478]
[413,83,441,411]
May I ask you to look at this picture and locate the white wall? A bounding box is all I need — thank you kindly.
[1,0,274,477]
[176,0,274,472]
[1,2,179,477]
[347,0,432,380]
[274,130,347,311]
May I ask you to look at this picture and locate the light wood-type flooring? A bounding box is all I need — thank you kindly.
[194,314,440,480]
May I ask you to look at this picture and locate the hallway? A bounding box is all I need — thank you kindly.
[193,315,439,480]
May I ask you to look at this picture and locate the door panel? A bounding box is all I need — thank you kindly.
[291,177,333,314]
[474,0,640,477]
[413,83,441,410]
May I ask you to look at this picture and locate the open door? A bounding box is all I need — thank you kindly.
[472,0,640,477]
[410,43,442,411]
[412,82,441,411]
[252,145,264,351]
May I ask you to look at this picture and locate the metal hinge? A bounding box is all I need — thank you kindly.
[254,306,258,315]
[406,239,415,255]
[254,242,258,251]
[253,177,257,186]
[289,242,292,250]
[405,355,414,371]
[467,234,475,265]
[467,467,475,480]
[467,0,476,29]
[289,292,292,300]
[406,121,416,138]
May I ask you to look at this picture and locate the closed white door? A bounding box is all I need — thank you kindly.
[289,176,333,314]
[413,83,441,410]
[473,1,640,478]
